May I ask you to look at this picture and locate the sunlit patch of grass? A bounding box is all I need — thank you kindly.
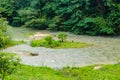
[6,65,71,80]
[60,64,120,80]
[5,64,120,80]
[31,39,46,47]
[56,41,93,48]
[6,40,26,47]
[31,39,92,49]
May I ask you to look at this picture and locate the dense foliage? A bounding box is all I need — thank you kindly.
[0,18,10,48]
[0,0,120,35]
[0,52,20,80]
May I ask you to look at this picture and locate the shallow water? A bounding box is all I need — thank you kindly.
[2,27,120,68]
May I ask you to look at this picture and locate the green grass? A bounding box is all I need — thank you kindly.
[0,40,26,49]
[61,64,120,80]
[31,39,46,47]
[5,64,120,80]
[6,40,26,47]
[6,65,71,80]
[56,41,92,48]
[31,39,92,48]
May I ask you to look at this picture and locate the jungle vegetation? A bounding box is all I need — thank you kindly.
[0,0,119,36]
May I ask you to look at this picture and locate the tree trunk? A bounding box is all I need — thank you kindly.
[96,0,103,12]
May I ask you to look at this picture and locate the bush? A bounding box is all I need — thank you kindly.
[31,36,60,48]
[44,36,54,45]
[0,18,8,32]
[0,52,20,80]
[31,39,46,47]
[0,18,10,48]
[57,32,68,42]
[0,36,10,48]
[24,18,48,30]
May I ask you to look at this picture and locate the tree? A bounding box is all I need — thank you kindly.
[0,0,120,35]
[57,32,68,42]
[0,0,15,22]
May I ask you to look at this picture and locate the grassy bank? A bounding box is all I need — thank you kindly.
[7,40,26,47]
[56,41,92,48]
[31,39,92,49]
[0,40,26,49]
[5,64,120,80]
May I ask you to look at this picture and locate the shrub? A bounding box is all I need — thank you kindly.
[50,40,60,47]
[31,39,46,47]
[57,32,68,42]
[0,19,8,32]
[0,36,10,48]
[31,36,60,48]
[24,18,48,30]
[0,52,20,80]
[44,36,54,45]
[0,18,10,48]
[42,36,58,47]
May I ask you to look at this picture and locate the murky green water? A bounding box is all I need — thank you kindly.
[2,27,120,68]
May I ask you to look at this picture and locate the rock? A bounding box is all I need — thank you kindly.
[30,53,39,56]
[51,60,56,63]
[94,65,102,70]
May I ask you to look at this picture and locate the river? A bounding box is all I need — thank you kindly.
[2,27,120,68]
